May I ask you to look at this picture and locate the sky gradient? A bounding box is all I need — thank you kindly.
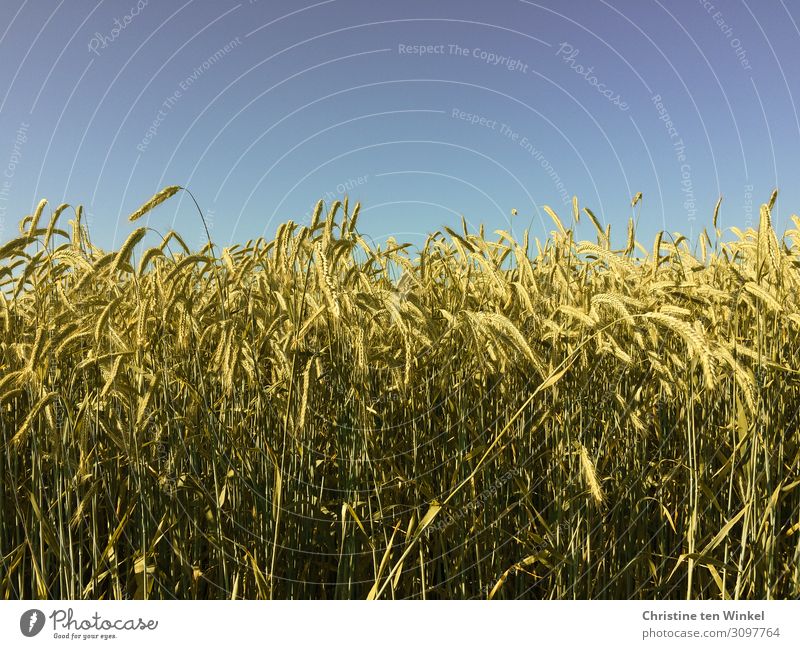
[0,0,798,250]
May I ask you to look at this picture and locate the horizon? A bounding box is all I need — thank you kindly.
[0,1,797,253]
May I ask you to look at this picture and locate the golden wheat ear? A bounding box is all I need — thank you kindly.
[576,441,605,506]
[128,185,181,222]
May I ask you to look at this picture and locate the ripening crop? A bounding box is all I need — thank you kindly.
[0,188,798,599]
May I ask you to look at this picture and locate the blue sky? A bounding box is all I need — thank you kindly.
[0,0,798,250]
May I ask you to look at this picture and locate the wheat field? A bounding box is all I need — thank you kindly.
[0,187,798,599]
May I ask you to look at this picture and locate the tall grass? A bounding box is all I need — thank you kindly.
[0,188,798,599]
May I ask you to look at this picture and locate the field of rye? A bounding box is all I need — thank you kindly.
[0,186,799,599]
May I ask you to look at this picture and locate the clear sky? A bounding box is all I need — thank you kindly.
[0,0,798,250]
